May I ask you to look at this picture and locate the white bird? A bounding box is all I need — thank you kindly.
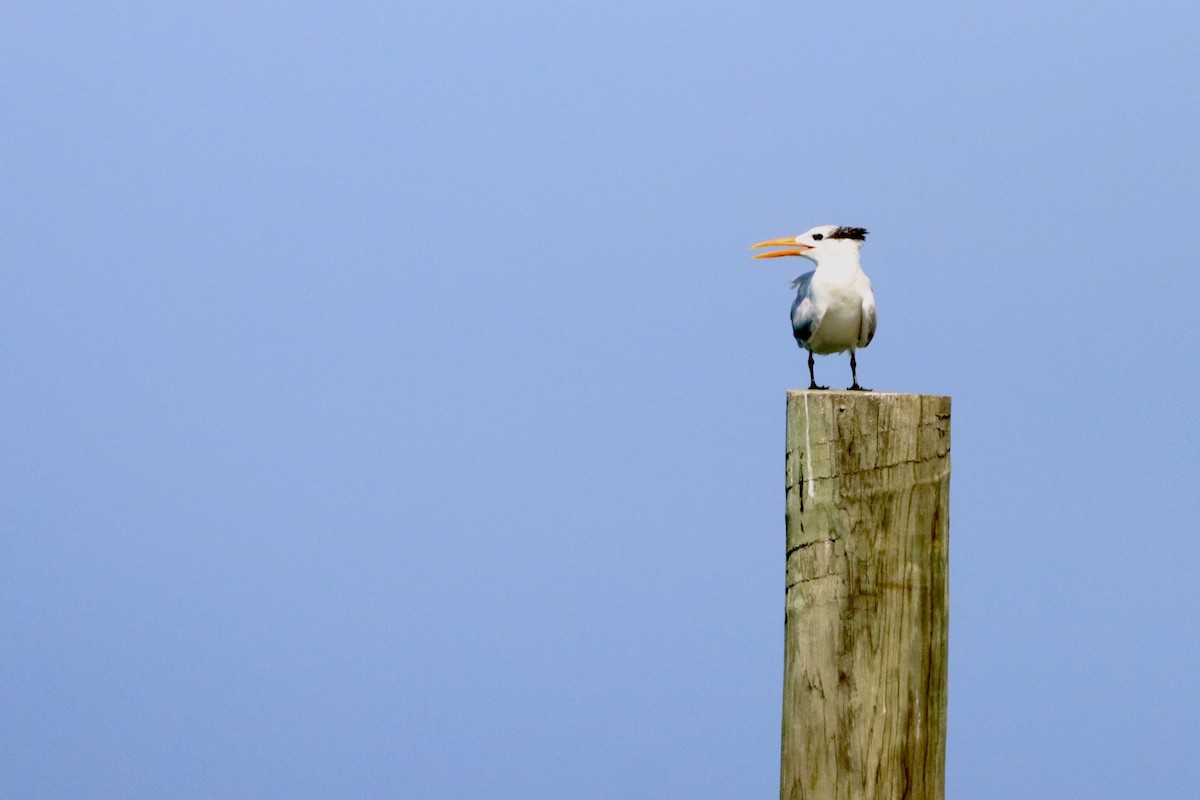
[751,225,876,391]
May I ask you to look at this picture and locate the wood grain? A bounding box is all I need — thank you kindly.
[782,391,950,800]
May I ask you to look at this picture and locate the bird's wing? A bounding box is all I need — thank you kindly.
[790,271,821,348]
[858,288,877,348]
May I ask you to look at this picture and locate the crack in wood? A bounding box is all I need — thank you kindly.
[786,537,837,559]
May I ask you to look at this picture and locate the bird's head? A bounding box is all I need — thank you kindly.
[751,225,868,262]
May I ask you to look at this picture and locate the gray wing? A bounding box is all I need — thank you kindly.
[790,271,820,349]
[858,287,877,348]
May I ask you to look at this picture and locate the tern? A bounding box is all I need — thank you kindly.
[751,225,876,391]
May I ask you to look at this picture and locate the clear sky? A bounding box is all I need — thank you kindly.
[4,2,1199,798]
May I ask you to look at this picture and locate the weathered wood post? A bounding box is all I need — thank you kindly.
[782,391,950,800]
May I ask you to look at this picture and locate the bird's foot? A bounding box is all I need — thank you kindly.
[808,382,829,391]
[847,383,871,391]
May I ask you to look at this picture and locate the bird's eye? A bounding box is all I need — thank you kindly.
[812,233,824,241]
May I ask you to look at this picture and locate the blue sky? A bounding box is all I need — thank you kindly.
[3,2,1199,798]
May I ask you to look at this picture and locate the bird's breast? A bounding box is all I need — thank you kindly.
[807,280,869,354]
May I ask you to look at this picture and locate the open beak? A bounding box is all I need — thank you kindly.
[751,237,812,259]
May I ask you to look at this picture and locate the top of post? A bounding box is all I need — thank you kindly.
[786,390,951,402]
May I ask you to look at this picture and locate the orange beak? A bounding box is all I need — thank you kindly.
[751,237,812,259]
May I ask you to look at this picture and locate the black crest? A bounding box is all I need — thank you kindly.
[829,226,868,240]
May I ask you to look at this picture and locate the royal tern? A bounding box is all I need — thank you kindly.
[752,225,876,390]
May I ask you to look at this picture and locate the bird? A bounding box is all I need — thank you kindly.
[751,225,876,391]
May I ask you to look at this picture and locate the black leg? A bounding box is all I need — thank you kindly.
[847,351,869,391]
[807,350,828,390]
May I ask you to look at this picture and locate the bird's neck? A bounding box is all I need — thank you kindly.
[811,247,864,284]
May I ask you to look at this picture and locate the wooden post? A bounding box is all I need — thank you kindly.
[782,391,950,800]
